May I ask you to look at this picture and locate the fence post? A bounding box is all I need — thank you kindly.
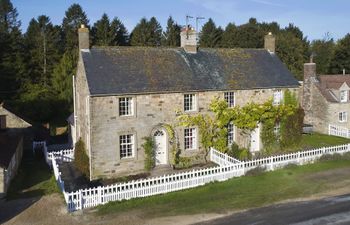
[297,151,300,165]
[99,186,103,205]
[269,157,274,171]
[79,189,83,210]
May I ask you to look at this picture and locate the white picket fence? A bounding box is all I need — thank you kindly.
[43,141,350,212]
[329,124,350,138]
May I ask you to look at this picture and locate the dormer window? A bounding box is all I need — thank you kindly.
[340,90,348,102]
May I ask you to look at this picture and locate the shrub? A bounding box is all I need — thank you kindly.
[142,137,155,171]
[176,157,192,169]
[227,143,251,161]
[245,166,266,176]
[74,139,90,178]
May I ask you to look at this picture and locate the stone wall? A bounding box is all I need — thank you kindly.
[88,87,299,179]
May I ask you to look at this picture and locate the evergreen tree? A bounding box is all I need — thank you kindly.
[199,18,222,48]
[51,51,76,105]
[24,15,62,85]
[329,34,350,74]
[130,17,162,46]
[0,0,22,101]
[276,31,306,80]
[234,18,264,48]
[311,33,335,75]
[91,13,113,46]
[221,23,238,48]
[110,17,128,46]
[62,3,89,51]
[162,16,181,47]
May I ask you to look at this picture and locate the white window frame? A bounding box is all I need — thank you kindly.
[184,128,197,150]
[273,90,283,105]
[224,92,235,108]
[227,122,235,145]
[119,97,134,116]
[339,112,347,123]
[119,134,134,159]
[184,94,197,112]
[340,90,348,103]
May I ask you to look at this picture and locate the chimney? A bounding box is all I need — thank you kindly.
[302,59,316,125]
[180,25,198,54]
[264,32,275,53]
[78,24,89,50]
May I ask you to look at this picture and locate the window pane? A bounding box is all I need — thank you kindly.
[184,128,196,150]
[184,94,196,111]
[119,97,133,116]
[227,123,234,145]
[224,92,235,107]
[120,134,134,159]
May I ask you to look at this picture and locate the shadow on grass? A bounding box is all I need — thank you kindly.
[0,154,59,223]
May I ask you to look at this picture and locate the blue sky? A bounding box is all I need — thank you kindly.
[12,0,350,40]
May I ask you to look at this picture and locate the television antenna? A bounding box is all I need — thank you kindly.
[196,16,205,32]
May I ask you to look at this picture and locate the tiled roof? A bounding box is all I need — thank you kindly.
[81,47,300,96]
[316,75,350,102]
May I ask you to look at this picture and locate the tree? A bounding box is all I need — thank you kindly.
[130,17,162,46]
[276,31,306,80]
[62,3,89,51]
[110,17,128,46]
[91,13,113,46]
[199,18,222,48]
[51,51,77,105]
[162,16,181,47]
[221,23,238,48]
[0,0,22,101]
[24,15,62,85]
[311,33,335,75]
[329,34,350,74]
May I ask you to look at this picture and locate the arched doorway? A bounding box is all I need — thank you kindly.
[153,128,168,165]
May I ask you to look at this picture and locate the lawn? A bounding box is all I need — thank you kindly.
[6,157,59,200]
[300,133,350,149]
[97,156,350,218]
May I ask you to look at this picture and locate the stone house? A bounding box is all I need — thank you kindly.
[73,26,300,180]
[0,103,31,198]
[303,62,350,134]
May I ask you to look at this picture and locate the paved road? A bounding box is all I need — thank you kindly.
[195,194,350,225]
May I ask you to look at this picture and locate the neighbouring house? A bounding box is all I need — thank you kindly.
[72,25,300,180]
[303,62,350,134]
[0,103,31,198]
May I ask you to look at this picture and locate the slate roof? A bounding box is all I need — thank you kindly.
[81,47,300,96]
[0,132,22,168]
[316,75,350,102]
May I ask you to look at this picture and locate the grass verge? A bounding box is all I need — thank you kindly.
[97,158,350,218]
[6,158,59,200]
[299,133,350,149]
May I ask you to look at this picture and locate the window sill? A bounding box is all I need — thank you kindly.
[120,156,135,162]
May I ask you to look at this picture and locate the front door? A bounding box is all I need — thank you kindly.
[250,124,260,152]
[154,129,167,165]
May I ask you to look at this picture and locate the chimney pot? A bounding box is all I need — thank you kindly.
[78,25,89,50]
[264,32,275,53]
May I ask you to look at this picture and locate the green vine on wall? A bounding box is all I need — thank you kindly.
[142,136,155,171]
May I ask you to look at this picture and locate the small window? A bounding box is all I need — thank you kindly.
[119,134,134,159]
[184,128,197,150]
[274,123,281,136]
[119,97,134,116]
[184,94,196,112]
[273,90,283,105]
[0,115,6,129]
[339,112,347,122]
[227,122,235,145]
[340,90,348,103]
[224,92,235,108]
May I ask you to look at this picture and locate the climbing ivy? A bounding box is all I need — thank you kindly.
[178,97,299,158]
[142,137,155,171]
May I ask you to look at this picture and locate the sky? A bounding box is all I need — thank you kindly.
[11,0,350,41]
